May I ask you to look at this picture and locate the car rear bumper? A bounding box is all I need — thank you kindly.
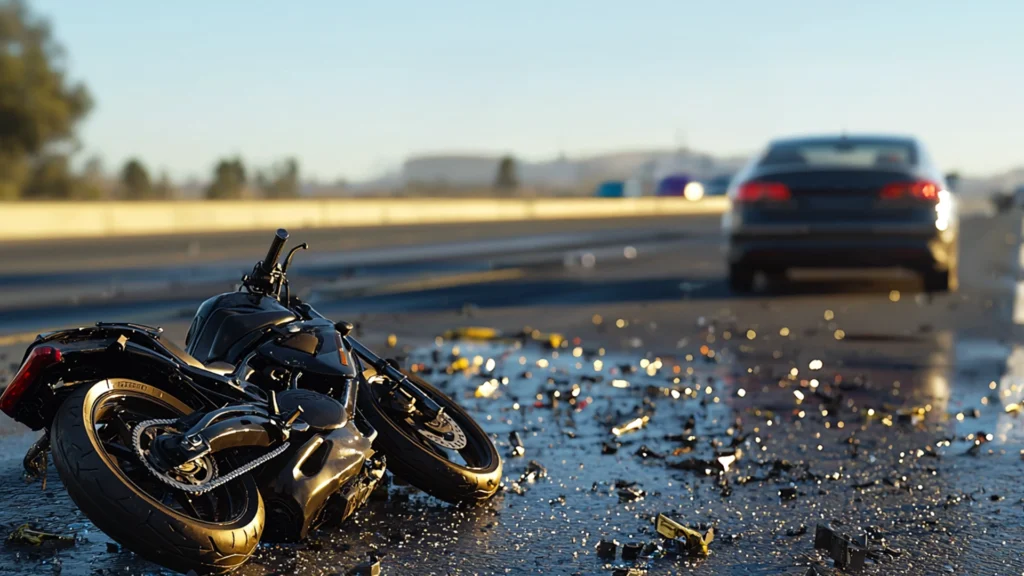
[726,233,955,272]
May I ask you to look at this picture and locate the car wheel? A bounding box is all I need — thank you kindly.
[922,269,951,293]
[728,264,755,293]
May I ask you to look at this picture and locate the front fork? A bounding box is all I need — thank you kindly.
[345,336,444,421]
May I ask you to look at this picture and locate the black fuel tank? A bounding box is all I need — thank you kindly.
[254,319,358,395]
[185,292,296,365]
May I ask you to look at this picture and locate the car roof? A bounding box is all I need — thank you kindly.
[768,134,918,147]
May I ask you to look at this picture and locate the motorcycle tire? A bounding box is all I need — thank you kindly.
[50,379,264,575]
[357,372,502,503]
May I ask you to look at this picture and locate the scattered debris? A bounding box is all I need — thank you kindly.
[346,554,382,576]
[602,441,620,455]
[611,568,646,576]
[634,445,665,459]
[441,327,501,341]
[786,524,808,537]
[6,524,75,548]
[668,450,739,475]
[965,431,994,456]
[639,541,662,558]
[508,431,526,457]
[596,539,619,559]
[611,415,650,437]
[617,484,646,502]
[522,460,547,481]
[779,484,799,501]
[621,541,643,561]
[814,524,866,571]
[896,406,927,426]
[655,514,714,557]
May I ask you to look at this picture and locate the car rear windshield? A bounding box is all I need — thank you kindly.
[758,139,917,169]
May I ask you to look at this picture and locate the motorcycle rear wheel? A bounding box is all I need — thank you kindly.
[50,379,263,575]
[357,372,502,503]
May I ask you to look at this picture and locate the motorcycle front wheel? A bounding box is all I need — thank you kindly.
[357,372,502,503]
[50,379,263,575]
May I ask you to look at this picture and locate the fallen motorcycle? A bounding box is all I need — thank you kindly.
[0,228,502,574]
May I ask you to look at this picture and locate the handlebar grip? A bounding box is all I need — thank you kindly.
[260,228,289,274]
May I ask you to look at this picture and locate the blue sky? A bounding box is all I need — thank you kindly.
[33,0,1024,181]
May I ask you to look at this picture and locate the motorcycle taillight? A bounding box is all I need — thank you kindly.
[0,346,62,417]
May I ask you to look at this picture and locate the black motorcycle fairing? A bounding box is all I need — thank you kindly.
[259,420,378,542]
[185,292,296,366]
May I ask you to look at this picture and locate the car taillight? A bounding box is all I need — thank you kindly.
[0,346,62,417]
[736,182,791,202]
[880,180,940,201]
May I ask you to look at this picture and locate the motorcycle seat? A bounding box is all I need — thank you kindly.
[161,337,236,376]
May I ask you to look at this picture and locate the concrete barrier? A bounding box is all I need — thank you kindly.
[0,197,730,241]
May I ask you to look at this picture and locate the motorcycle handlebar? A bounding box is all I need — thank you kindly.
[260,228,289,275]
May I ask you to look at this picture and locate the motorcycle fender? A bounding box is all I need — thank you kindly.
[9,331,210,430]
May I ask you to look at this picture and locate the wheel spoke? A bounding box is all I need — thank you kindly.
[174,492,201,518]
[110,411,137,447]
[88,390,250,525]
[102,440,137,462]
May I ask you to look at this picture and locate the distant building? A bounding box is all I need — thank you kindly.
[402,156,498,187]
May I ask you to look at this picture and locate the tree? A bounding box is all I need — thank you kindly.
[206,157,247,199]
[494,156,518,191]
[120,158,152,199]
[79,155,107,199]
[0,152,29,200]
[154,171,173,198]
[0,0,93,199]
[21,155,74,199]
[256,157,300,199]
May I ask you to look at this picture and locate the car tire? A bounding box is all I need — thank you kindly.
[922,269,952,293]
[728,264,755,294]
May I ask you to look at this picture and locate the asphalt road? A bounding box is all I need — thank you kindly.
[0,211,1022,575]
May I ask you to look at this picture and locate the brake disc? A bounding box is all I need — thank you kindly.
[414,411,468,451]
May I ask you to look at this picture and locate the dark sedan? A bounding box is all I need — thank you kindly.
[722,135,959,292]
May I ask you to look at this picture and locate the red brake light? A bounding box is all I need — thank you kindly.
[737,182,791,203]
[0,346,62,417]
[880,180,940,201]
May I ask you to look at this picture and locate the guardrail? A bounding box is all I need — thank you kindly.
[0,197,730,241]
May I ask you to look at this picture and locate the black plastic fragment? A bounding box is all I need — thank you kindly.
[634,445,665,459]
[524,460,547,480]
[509,431,526,457]
[814,524,866,571]
[621,541,643,561]
[346,554,382,576]
[596,539,619,559]
[779,484,798,501]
